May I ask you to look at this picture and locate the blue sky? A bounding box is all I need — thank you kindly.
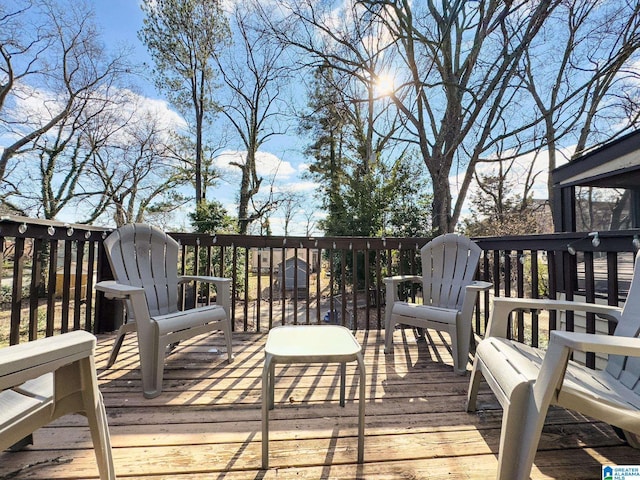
[90,1,320,235]
[93,1,152,92]
[81,2,575,234]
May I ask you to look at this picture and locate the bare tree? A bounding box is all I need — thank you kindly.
[519,0,640,220]
[303,209,318,236]
[215,1,292,234]
[85,109,190,226]
[261,1,403,237]
[259,1,558,233]
[3,83,133,220]
[263,1,640,234]
[363,1,565,234]
[278,190,303,236]
[0,0,129,185]
[0,0,49,113]
[139,0,230,206]
[464,152,545,237]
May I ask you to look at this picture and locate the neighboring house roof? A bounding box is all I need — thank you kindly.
[551,129,640,231]
[552,129,640,189]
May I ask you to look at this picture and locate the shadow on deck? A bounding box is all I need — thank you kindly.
[2,328,639,479]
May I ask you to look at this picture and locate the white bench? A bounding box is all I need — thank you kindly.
[467,250,640,480]
[1,331,116,479]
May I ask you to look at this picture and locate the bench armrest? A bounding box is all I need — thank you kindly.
[0,331,95,391]
[486,297,623,339]
[550,330,640,357]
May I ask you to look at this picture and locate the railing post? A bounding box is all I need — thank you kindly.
[94,238,123,333]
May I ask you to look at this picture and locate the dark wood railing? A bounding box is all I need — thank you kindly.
[0,217,109,346]
[134,232,432,333]
[1,216,638,369]
[473,231,637,368]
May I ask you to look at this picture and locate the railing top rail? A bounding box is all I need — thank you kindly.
[168,233,433,250]
[473,229,640,253]
[0,216,110,241]
[0,215,111,232]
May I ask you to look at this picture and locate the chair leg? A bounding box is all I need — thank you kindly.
[453,322,472,375]
[384,319,395,354]
[449,326,461,374]
[262,353,274,469]
[623,430,640,449]
[106,335,125,368]
[339,362,346,407]
[224,321,233,364]
[8,434,33,451]
[495,382,545,480]
[383,285,394,354]
[466,360,483,412]
[138,325,164,399]
[106,321,136,368]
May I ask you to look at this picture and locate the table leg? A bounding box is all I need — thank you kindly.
[268,358,276,410]
[340,362,346,407]
[357,352,365,463]
[262,353,273,469]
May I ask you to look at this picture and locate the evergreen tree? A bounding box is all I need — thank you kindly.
[139,0,229,206]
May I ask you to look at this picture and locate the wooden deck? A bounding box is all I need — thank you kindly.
[2,328,640,479]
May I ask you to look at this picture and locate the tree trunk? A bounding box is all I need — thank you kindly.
[431,172,453,234]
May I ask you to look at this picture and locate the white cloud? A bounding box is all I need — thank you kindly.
[5,82,186,143]
[297,162,311,173]
[274,180,319,194]
[121,92,187,132]
[451,146,575,216]
[7,83,63,130]
[215,150,297,179]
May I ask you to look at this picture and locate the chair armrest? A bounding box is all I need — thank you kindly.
[95,280,154,335]
[550,330,640,357]
[382,275,422,287]
[95,280,145,299]
[179,275,231,285]
[459,282,493,337]
[178,276,231,315]
[0,331,95,391]
[485,297,623,339]
[383,275,423,305]
[531,329,640,407]
[179,275,231,291]
[467,280,492,292]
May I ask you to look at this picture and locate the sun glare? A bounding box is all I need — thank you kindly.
[375,73,395,96]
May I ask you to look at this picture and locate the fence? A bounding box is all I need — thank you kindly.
[1,216,638,369]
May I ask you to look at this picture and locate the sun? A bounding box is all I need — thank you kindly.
[375,72,395,96]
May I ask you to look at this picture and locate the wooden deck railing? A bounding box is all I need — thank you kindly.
[1,216,638,368]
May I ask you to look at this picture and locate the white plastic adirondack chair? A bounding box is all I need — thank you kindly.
[467,251,640,480]
[95,223,233,399]
[1,331,116,479]
[384,233,491,374]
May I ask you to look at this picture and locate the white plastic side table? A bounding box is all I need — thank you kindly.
[261,325,366,469]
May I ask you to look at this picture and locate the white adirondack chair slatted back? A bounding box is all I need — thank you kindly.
[421,233,481,310]
[608,251,640,385]
[104,223,180,317]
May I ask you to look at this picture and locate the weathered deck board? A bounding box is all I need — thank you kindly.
[2,328,640,479]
